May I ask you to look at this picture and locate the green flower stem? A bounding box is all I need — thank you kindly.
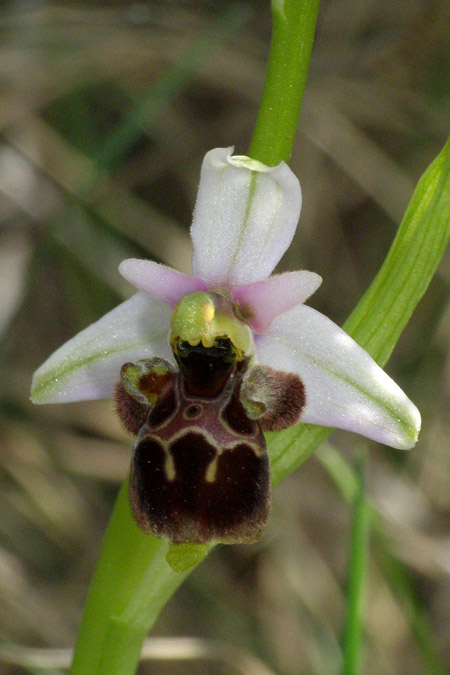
[70,476,213,674]
[248,0,321,165]
[342,453,370,675]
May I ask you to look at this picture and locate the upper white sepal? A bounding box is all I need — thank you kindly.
[191,147,302,289]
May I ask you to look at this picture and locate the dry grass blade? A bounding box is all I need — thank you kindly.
[0,637,276,675]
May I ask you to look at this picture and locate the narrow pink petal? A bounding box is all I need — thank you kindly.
[119,259,207,307]
[230,271,322,333]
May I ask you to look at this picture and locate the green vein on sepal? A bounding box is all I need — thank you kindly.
[275,336,420,446]
[31,340,149,402]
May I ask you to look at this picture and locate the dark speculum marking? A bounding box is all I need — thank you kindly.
[222,383,257,436]
[184,404,203,419]
[146,385,177,429]
[130,430,270,544]
[139,368,175,400]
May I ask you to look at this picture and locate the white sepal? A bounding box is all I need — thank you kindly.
[255,304,421,449]
[191,147,302,288]
[31,292,173,404]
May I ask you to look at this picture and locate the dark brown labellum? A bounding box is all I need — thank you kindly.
[116,345,271,544]
[115,340,305,545]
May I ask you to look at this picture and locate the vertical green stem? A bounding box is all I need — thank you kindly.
[249,0,320,165]
[342,453,371,675]
[70,479,209,675]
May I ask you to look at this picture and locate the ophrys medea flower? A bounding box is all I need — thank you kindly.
[31,148,421,544]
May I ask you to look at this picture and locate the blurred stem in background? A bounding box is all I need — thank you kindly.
[70,1,321,674]
[342,452,370,675]
[318,443,447,675]
[80,3,251,194]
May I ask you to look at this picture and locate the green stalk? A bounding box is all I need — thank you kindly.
[70,477,213,674]
[249,0,320,165]
[342,453,370,675]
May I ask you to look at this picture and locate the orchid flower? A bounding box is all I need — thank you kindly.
[31,147,421,544]
[31,147,420,453]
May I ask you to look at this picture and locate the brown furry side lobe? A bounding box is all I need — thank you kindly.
[114,357,177,435]
[241,366,306,431]
[114,380,150,435]
[116,345,272,545]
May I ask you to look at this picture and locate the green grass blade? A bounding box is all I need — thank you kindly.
[269,134,450,486]
[341,453,371,675]
[317,444,447,675]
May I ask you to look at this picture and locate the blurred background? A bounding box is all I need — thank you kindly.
[0,1,449,673]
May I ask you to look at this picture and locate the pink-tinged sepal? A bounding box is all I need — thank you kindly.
[231,271,322,333]
[119,259,207,307]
